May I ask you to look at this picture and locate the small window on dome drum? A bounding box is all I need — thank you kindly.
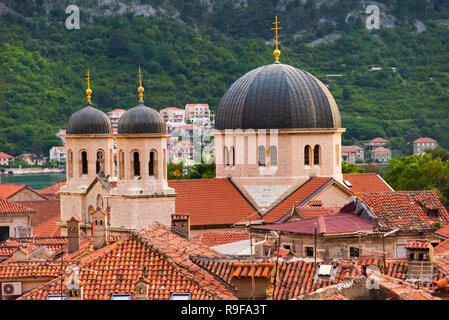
[304,146,311,166]
[314,145,321,165]
[81,151,88,175]
[270,146,278,166]
[133,152,140,177]
[258,146,266,166]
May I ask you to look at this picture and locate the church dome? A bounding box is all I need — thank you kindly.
[118,102,166,134]
[215,63,341,130]
[67,104,112,135]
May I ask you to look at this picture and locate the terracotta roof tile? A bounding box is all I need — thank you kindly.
[19,223,237,300]
[38,182,66,195]
[0,184,26,199]
[297,207,340,219]
[0,198,35,214]
[262,178,332,223]
[414,138,437,144]
[16,200,60,228]
[342,173,394,193]
[406,239,431,250]
[192,232,250,248]
[436,224,449,238]
[168,179,256,227]
[359,191,449,232]
[0,152,14,160]
[435,239,449,256]
[0,237,67,260]
[0,261,70,280]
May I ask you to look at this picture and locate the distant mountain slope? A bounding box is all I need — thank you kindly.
[0,0,448,156]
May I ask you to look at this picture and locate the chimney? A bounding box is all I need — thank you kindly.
[230,263,275,300]
[66,217,81,254]
[90,209,109,250]
[66,266,83,300]
[406,239,434,280]
[134,276,149,300]
[171,214,190,239]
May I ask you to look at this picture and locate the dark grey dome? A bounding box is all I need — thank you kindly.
[67,104,112,135]
[118,102,166,134]
[215,63,341,130]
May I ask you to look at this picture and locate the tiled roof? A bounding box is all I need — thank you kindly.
[435,239,449,256]
[161,107,184,111]
[436,224,449,238]
[0,198,35,214]
[168,179,256,227]
[406,239,430,249]
[262,177,333,223]
[192,258,361,300]
[33,216,61,237]
[341,146,362,153]
[379,275,441,300]
[414,137,437,144]
[320,293,350,300]
[19,223,237,300]
[371,147,391,153]
[369,137,388,143]
[192,231,250,248]
[436,253,449,274]
[0,152,14,159]
[342,173,394,193]
[254,213,374,235]
[297,207,340,219]
[0,184,26,199]
[0,261,70,280]
[17,200,60,228]
[38,182,66,195]
[359,191,449,232]
[0,238,67,260]
[230,262,274,279]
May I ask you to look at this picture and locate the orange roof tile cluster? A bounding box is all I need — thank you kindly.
[369,137,388,144]
[379,275,441,300]
[38,182,66,196]
[230,263,274,279]
[0,184,27,199]
[0,198,35,214]
[320,293,350,300]
[436,224,449,239]
[0,237,67,260]
[192,231,250,248]
[0,152,14,160]
[262,177,332,223]
[168,179,256,227]
[342,173,394,193]
[371,147,391,153]
[191,258,361,300]
[0,261,70,280]
[359,191,449,232]
[435,239,449,256]
[406,239,431,249]
[33,216,61,237]
[19,223,237,300]
[297,207,340,219]
[17,200,60,228]
[414,137,437,144]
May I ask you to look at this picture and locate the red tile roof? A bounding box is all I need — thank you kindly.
[33,216,61,237]
[255,213,374,235]
[371,147,391,153]
[342,173,394,193]
[406,239,431,250]
[168,179,256,227]
[192,258,361,300]
[192,231,250,247]
[0,237,67,260]
[230,262,274,279]
[369,137,388,144]
[161,107,184,112]
[435,239,449,256]
[0,152,14,159]
[38,182,66,195]
[359,191,449,232]
[0,198,35,214]
[341,146,363,153]
[0,261,70,280]
[414,137,437,144]
[262,177,333,223]
[0,184,26,199]
[297,207,340,219]
[16,200,60,228]
[19,223,237,300]
[321,293,350,300]
[436,224,449,239]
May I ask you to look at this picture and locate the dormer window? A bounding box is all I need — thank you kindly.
[426,208,439,217]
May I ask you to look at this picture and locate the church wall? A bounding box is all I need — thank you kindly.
[109,194,175,229]
[8,189,46,202]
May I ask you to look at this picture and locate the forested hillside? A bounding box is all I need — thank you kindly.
[0,0,449,156]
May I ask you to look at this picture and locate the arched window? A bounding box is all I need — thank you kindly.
[119,150,124,179]
[149,151,158,177]
[314,145,321,165]
[304,146,311,166]
[133,151,141,177]
[230,147,235,166]
[81,151,88,175]
[96,150,105,176]
[258,146,266,166]
[270,146,278,166]
[224,147,230,166]
[68,150,73,178]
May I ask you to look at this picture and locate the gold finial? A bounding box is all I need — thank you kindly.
[86,69,92,104]
[138,65,144,103]
[271,16,283,63]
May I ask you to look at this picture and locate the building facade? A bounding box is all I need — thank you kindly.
[413,137,438,155]
[49,147,66,163]
[371,147,391,163]
[160,107,185,123]
[341,146,364,164]
[185,104,211,125]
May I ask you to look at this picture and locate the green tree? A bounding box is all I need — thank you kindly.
[342,161,365,174]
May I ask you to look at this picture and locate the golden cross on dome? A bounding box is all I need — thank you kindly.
[271,16,283,63]
[85,69,92,104]
[138,65,144,103]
